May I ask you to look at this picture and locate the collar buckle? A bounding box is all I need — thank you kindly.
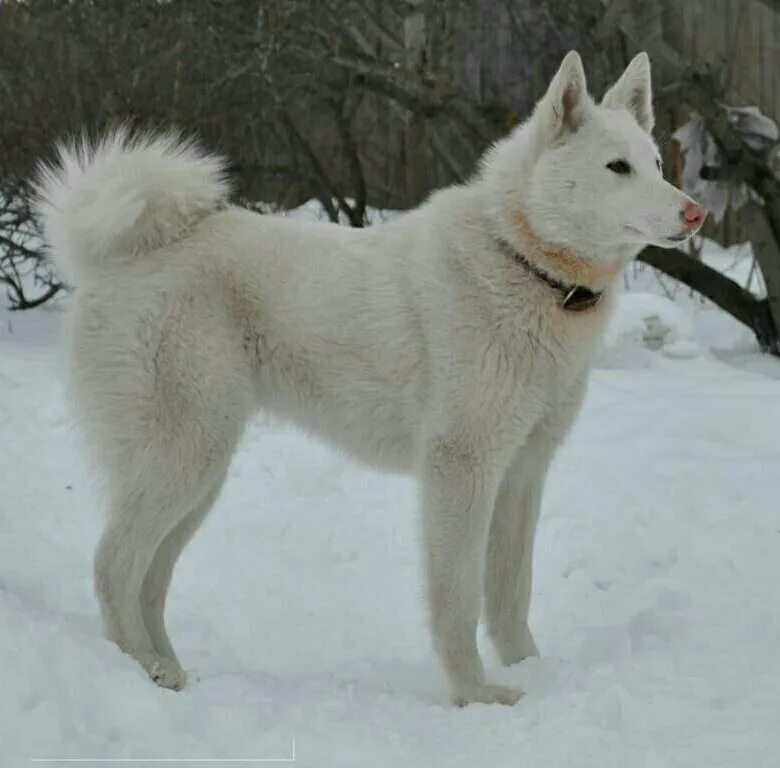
[496,236,605,312]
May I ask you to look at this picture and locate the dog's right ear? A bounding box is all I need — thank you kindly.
[537,50,588,142]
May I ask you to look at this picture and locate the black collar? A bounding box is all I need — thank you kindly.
[496,237,603,312]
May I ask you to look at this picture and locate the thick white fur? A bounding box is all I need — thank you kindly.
[34,129,230,285]
[33,52,703,705]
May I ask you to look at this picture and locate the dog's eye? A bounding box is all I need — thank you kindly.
[656,158,662,171]
[606,159,631,175]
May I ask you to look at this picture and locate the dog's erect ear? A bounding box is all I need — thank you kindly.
[602,52,654,133]
[539,50,588,141]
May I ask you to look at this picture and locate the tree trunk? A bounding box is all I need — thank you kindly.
[746,201,780,349]
[403,0,430,206]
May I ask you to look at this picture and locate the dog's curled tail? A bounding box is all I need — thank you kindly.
[33,128,230,285]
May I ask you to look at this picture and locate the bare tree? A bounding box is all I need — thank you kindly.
[3,0,780,357]
[606,0,780,354]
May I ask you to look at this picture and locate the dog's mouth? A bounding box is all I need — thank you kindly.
[622,225,698,247]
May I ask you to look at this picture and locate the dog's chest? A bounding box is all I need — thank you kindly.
[486,302,611,433]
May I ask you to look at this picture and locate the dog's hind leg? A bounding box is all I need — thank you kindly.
[93,413,242,690]
[94,471,224,690]
[95,497,188,689]
[80,279,252,689]
[140,471,227,667]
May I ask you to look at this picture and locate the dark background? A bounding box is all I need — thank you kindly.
[2,0,779,354]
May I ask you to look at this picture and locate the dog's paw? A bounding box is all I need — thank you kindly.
[452,682,523,707]
[146,656,187,691]
[494,624,539,667]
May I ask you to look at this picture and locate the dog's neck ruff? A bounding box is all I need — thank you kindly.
[496,236,603,312]
[496,209,626,311]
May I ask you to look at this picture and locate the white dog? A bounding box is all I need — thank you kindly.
[34,51,705,705]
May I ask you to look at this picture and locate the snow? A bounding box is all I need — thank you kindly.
[599,291,700,369]
[3,273,780,765]
[620,236,780,380]
[696,236,765,298]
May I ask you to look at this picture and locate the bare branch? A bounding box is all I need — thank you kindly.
[638,245,779,354]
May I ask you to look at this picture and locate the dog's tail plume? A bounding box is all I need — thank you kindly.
[32,128,230,285]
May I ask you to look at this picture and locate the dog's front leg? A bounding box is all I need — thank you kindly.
[484,438,552,666]
[484,389,583,666]
[421,436,522,706]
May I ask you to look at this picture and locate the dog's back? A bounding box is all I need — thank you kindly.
[35,129,434,473]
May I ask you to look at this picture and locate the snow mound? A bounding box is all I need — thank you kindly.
[598,292,701,369]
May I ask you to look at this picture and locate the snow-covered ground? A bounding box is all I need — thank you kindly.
[2,265,780,765]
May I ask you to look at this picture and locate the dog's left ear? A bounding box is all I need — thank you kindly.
[601,52,654,133]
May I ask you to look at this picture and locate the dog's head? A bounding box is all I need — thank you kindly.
[486,51,706,255]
